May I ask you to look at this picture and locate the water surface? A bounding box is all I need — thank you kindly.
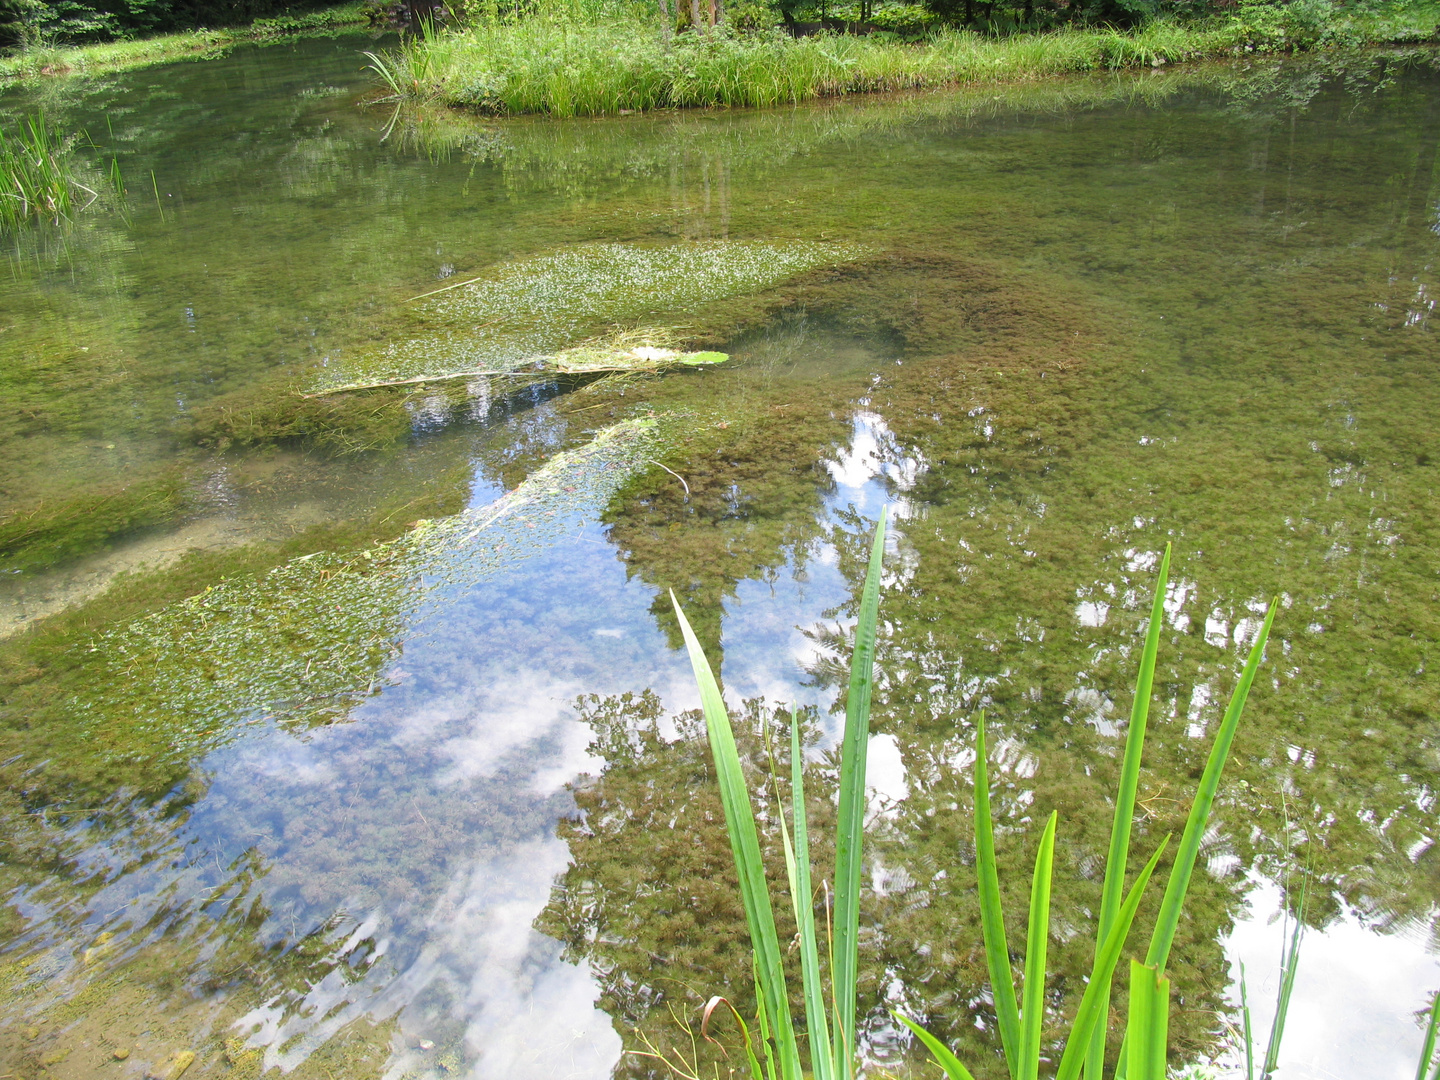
[1,37,1438,1080]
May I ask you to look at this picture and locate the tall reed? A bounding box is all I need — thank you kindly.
[673,521,1291,1080]
[0,115,97,231]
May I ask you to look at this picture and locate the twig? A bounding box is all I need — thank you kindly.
[649,459,690,498]
[301,364,641,398]
[402,275,488,303]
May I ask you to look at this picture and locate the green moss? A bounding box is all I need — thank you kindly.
[0,461,472,805]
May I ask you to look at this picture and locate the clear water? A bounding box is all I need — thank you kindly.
[1,37,1438,1080]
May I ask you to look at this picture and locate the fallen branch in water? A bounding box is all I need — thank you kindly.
[301,347,728,398]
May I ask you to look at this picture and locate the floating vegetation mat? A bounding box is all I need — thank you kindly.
[70,420,657,766]
[304,240,867,394]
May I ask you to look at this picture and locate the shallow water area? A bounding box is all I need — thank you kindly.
[1,34,1439,1080]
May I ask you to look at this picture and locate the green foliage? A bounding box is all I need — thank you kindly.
[678,526,1289,1078]
[673,591,803,1080]
[1418,993,1440,1080]
[1124,962,1170,1080]
[374,0,1440,116]
[0,0,361,52]
[670,508,886,1080]
[831,508,886,1077]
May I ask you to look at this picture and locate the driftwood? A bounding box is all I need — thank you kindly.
[301,349,728,398]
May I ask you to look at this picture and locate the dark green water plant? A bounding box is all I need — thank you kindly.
[672,515,1293,1079]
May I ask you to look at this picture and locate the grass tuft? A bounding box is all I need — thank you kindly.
[0,114,97,231]
[675,527,1293,1079]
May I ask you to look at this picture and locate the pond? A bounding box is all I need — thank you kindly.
[1,34,1437,1080]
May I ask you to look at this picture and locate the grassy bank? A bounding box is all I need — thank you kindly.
[371,0,1440,116]
[0,1,368,83]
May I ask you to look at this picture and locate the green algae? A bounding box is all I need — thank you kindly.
[0,468,192,572]
[303,241,869,394]
[55,418,657,778]
[183,385,421,455]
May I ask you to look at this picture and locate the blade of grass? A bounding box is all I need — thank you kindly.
[1125,961,1170,1080]
[1055,837,1170,1080]
[832,508,888,1079]
[1115,599,1277,1080]
[892,1014,979,1080]
[1085,544,1171,1080]
[671,591,801,1080]
[783,708,833,1080]
[1019,811,1058,1080]
[1417,992,1440,1080]
[975,710,1023,1078]
[900,837,1170,1080]
[1145,598,1278,973]
[1241,963,1254,1080]
[702,996,766,1080]
[754,958,781,1080]
[1261,874,1307,1079]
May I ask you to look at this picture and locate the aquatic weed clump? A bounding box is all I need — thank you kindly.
[67,419,658,769]
[0,115,98,232]
[304,241,867,394]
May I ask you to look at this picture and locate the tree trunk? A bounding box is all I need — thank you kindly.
[689,0,702,31]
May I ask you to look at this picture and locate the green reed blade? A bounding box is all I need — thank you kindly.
[1417,992,1440,1080]
[1262,875,1307,1078]
[893,1013,979,1080]
[1125,961,1170,1080]
[672,591,801,1080]
[1055,837,1170,1080]
[1241,963,1254,1080]
[832,508,888,1079]
[786,709,834,1080]
[1019,812,1057,1080]
[1144,598,1277,974]
[974,711,1023,1077]
[754,958,780,1080]
[1085,544,1171,1080]
[706,994,767,1080]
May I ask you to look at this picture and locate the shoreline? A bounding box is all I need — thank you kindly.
[0,1,370,84]
[370,1,1440,117]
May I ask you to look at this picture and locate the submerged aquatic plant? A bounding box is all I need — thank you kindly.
[306,240,866,394]
[0,114,98,231]
[672,524,1295,1079]
[69,419,658,767]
